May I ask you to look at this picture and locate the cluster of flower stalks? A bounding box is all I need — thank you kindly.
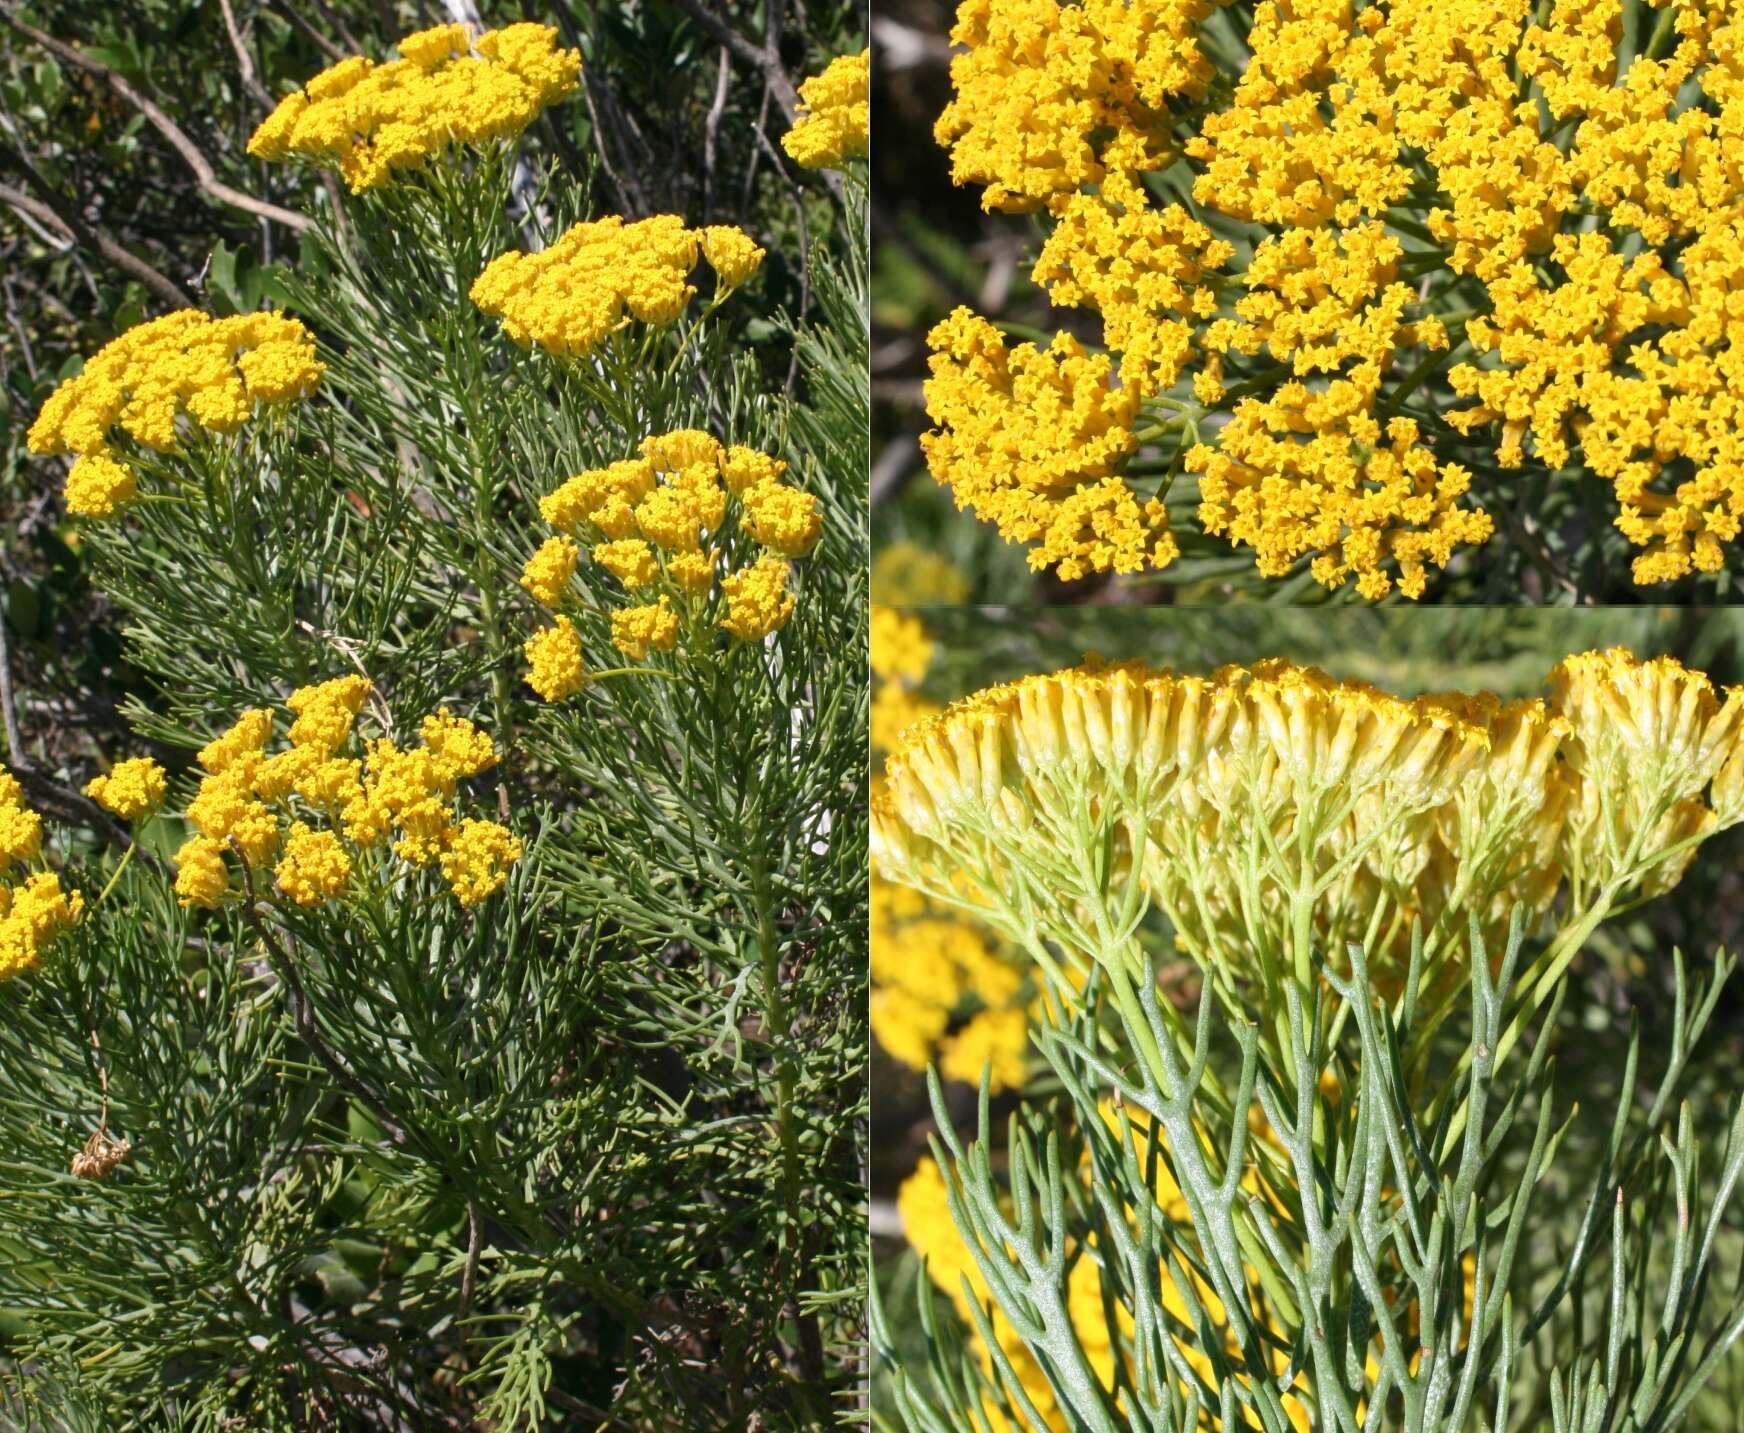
[873,648,1744,1430]
[0,21,868,1430]
[918,0,1744,596]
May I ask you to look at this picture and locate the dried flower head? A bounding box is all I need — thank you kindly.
[70,1129,132,1181]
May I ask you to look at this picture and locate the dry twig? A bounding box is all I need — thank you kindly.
[0,6,310,234]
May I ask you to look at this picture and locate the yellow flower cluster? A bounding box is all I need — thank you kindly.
[924,0,1744,590]
[84,757,168,824]
[781,49,870,170]
[28,310,322,517]
[174,681,519,911]
[870,541,969,605]
[247,23,580,192]
[524,616,586,702]
[0,774,81,982]
[871,606,941,754]
[1467,0,1744,578]
[870,872,1032,1090]
[471,216,763,360]
[936,0,1211,213]
[873,649,1744,999]
[1449,220,1744,583]
[870,608,1035,1089]
[921,309,1175,582]
[520,430,820,693]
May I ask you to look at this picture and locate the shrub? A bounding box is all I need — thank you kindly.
[0,25,868,1431]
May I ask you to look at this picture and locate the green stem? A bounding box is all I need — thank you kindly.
[472,450,515,746]
[749,846,828,1414]
[93,838,137,908]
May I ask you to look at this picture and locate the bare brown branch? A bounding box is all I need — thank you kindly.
[666,0,800,123]
[0,7,310,234]
[217,0,273,110]
[0,162,194,309]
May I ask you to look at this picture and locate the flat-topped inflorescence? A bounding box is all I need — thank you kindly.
[247,22,580,192]
[471,216,764,361]
[174,679,519,911]
[27,310,323,518]
[519,428,821,696]
[873,648,1744,1002]
[920,0,1744,594]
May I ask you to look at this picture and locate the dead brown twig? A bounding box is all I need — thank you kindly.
[667,0,800,124]
[0,6,310,234]
[0,159,194,309]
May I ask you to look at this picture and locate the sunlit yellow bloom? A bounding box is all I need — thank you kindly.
[0,800,43,871]
[0,872,82,980]
[275,822,352,905]
[27,311,322,516]
[610,600,680,660]
[524,616,586,702]
[593,538,660,589]
[419,710,498,784]
[720,555,795,640]
[173,835,230,909]
[286,675,372,753]
[199,709,274,774]
[84,757,167,822]
[539,459,655,532]
[919,0,1744,591]
[719,445,786,496]
[740,480,822,557]
[643,430,723,473]
[438,818,522,907]
[248,23,580,191]
[922,308,1169,583]
[519,535,580,606]
[668,550,716,594]
[700,227,766,289]
[472,216,754,359]
[781,49,870,170]
[63,453,137,519]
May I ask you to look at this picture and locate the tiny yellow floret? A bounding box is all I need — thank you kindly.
[720,555,796,640]
[439,818,522,907]
[275,822,352,905]
[611,600,680,660]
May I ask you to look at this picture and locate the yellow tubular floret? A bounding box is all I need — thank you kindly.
[874,650,1744,995]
